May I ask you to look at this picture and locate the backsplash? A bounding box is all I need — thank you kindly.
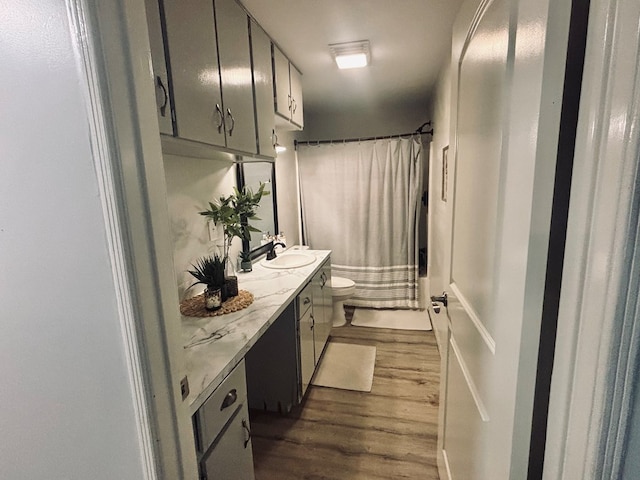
[163,153,241,300]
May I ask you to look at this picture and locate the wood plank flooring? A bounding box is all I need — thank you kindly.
[250,310,440,480]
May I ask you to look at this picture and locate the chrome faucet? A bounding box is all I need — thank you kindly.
[266,242,286,260]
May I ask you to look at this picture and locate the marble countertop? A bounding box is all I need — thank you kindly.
[182,249,331,415]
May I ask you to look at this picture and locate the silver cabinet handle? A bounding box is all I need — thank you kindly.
[156,76,168,117]
[287,94,292,112]
[242,419,251,448]
[292,98,297,114]
[215,104,224,134]
[272,129,277,149]
[226,108,235,136]
[220,389,237,410]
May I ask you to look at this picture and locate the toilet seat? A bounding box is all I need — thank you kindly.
[331,276,356,299]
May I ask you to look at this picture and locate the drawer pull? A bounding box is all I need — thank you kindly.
[242,419,252,448]
[220,389,238,411]
[303,296,311,305]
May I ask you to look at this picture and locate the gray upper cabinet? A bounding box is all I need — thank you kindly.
[273,44,304,130]
[250,20,277,158]
[149,0,298,157]
[144,0,174,135]
[289,64,304,128]
[162,0,226,147]
[215,0,257,155]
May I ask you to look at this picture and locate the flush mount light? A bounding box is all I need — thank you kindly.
[329,40,370,69]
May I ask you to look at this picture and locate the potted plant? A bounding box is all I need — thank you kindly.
[199,183,268,296]
[239,250,252,272]
[188,255,225,310]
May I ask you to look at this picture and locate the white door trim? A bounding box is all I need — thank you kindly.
[544,0,640,477]
[66,2,158,478]
[68,1,199,478]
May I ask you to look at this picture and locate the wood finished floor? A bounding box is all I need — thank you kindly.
[250,309,440,480]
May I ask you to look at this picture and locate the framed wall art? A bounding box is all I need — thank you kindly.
[441,145,449,202]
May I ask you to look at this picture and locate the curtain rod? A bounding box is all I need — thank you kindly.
[294,121,433,148]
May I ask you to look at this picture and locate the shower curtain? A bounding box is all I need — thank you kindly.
[297,136,423,309]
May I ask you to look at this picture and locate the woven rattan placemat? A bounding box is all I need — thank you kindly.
[180,290,254,317]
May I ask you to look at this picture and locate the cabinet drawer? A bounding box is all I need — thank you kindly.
[201,402,254,480]
[195,360,248,452]
[298,282,313,316]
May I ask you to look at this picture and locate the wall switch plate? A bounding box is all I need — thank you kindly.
[180,376,190,400]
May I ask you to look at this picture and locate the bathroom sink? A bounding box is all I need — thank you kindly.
[261,252,316,269]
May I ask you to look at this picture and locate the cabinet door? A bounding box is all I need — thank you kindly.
[289,63,304,128]
[163,0,225,147]
[144,0,174,135]
[250,20,276,158]
[201,404,255,480]
[312,263,332,365]
[215,0,257,154]
[273,45,291,120]
[299,307,315,396]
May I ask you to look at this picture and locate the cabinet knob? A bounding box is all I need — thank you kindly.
[220,389,237,410]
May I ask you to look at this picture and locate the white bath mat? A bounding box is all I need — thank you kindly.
[351,307,432,331]
[311,342,376,392]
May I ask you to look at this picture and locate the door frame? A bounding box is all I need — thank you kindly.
[71,0,198,478]
[543,0,640,477]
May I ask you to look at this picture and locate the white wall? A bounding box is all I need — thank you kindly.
[0,2,146,478]
[163,154,239,300]
[298,102,430,140]
[426,62,453,351]
[274,130,302,246]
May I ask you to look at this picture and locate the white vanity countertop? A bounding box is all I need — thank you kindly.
[181,249,331,415]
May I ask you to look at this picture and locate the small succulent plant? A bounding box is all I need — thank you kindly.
[188,255,225,289]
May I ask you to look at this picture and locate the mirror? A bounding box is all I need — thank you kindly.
[237,162,278,257]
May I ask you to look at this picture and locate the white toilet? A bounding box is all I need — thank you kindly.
[330,276,356,327]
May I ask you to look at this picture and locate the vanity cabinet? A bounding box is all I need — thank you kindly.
[193,360,254,480]
[298,257,332,397]
[311,259,332,365]
[144,0,174,135]
[298,282,315,397]
[250,20,277,157]
[273,45,304,130]
[245,256,332,409]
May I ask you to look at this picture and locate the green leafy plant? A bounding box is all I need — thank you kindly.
[239,250,252,262]
[199,183,269,263]
[188,255,225,289]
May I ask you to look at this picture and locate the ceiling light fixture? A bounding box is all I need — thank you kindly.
[329,40,370,70]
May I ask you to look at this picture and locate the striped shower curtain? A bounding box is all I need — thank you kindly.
[297,136,423,309]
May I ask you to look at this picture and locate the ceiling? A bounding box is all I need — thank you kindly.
[241,0,464,117]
